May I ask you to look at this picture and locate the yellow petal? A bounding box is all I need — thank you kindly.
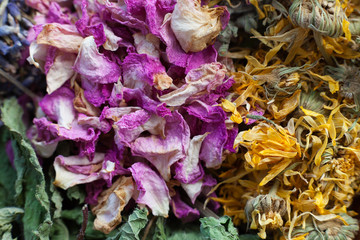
[264,42,285,66]
[308,71,339,94]
[221,99,243,124]
[259,149,298,158]
[249,0,265,19]
[271,90,301,119]
[342,19,352,41]
[291,233,309,240]
[259,158,292,186]
[315,136,328,166]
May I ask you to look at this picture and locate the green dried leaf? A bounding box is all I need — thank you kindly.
[0,127,16,208]
[166,223,202,240]
[49,219,69,240]
[200,216,239,240]
[1,98,52,240]
[152,217,166,240]
[0,207,24,240]
[49,170,63,219]
[0,207,24,226]
[66,185,86,203]
[107,208,149,240]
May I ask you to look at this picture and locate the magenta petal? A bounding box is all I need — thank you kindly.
[74,36,121,84]
[130,111,189,181]
[171,191,200,222]
[130,162,170,217]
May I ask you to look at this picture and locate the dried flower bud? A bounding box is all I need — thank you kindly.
[289,0,345,38]
[170,0,227,53]
[291,213,359,240]
[325,64,360,110]
[293,90,329,118]
[245,191,287,239]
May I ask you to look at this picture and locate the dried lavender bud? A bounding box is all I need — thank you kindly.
[0,25,19,36]
[7,2,21,21]
[0,0,46,98]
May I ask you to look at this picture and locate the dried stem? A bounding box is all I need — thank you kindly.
[0,68,38,101]
[77,204,89,240]
[194,200,219,219]
[141,216,157,240]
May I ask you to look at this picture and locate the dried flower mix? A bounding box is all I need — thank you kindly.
[2,0,360,239]
[211,0,360,239]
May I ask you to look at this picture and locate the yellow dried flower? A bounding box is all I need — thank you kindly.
[234,123,301,186]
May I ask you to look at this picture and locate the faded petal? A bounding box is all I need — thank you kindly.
[53,153,105,190]
[36,23,83,53]
[74,36,121,84]
[39,85,76,129]
[174,133,208,184]
[130,162,170,217]
[93,177,134,234]
[46,52,76,94]
[131,111,189,181]
[170,0,227,53]
[159,63,227,106]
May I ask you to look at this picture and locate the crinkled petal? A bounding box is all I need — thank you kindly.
[39,85,76,129]
[81,77,113,107]
[170,0,227,53]
[199,120,228,168]
[158,63,227,106]
[174,133,208,184]
[78,113,112,133]
[99,149,130,186]
[133,32,160,58]
[53,153,105,189]
[181,175,217,204]
[113,110,166,147]
[122,53,172,91]
[130,162,170,217]
[93,177,134,234]
[122,88,172,117]
[74,36,121,84]
[33,117,97,144]
[27,42,49,71]
[36,23,83,53]
[171,191,200,222]
[131,111,189,181]
[46,52,76,94]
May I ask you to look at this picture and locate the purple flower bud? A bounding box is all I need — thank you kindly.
[0,40,11,55]
[0,25,18,37]
[7,3,21,21]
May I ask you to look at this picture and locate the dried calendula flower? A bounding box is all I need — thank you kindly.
[289,0,347,38]
[326,63,360,109]
[245,181,286,239]
[170,0,228,52]
[234,122,301,186]
[254,69,301,101]
[290,213,359,240]
[293,89,329,118]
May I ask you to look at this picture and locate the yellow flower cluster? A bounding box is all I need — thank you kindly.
[212,0,360,239]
